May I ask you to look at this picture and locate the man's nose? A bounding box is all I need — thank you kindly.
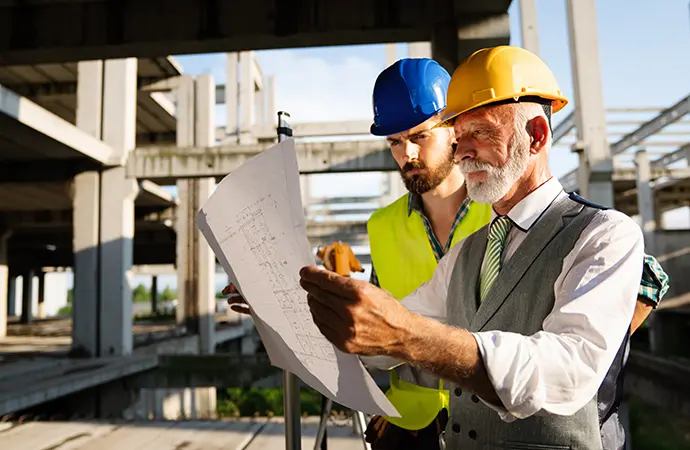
[402,141,419,161]
[454,143,476,161]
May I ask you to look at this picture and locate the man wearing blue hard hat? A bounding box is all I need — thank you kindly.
[362,57,492,449]
[359,56,670,450]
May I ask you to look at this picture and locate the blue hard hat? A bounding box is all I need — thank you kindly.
[370,58,451,136]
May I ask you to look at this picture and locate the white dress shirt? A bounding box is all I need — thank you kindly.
[363,177,643,423]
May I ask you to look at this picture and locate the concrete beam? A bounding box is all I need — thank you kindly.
[0,355,158,417]
[553,112,575,144]
[0,84,113,164]
[0,1,448,65]
[651,143,690,169]
[5,76,183,99]
[610,94,690,156]
[126,140,396,183]
[559,94,690,191]
[139,120,376,144]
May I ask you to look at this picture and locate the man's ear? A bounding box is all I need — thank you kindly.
[528,115,549,154]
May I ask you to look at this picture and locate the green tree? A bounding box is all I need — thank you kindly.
[159,286,177,302]
[132,284,150,303]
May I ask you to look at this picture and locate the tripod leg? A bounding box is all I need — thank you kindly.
[353,410,372,450]
[314,395,332,450]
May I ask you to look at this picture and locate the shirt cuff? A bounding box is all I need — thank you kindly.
[359,355,404,371]
[471,331,545,422]
[638,254,670,307]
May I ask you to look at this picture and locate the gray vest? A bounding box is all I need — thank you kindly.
[443,194,613,450]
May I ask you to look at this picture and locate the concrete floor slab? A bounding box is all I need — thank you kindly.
[0,417,364,450]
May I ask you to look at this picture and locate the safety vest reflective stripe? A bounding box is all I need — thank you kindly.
[367,194,493,430]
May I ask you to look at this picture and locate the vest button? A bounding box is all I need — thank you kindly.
[454,387,462,397]
[471,395,479,403]
[468,430,477,440]
[452,423,461,433]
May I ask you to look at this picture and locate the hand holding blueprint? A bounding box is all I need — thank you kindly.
[196,138,399,417]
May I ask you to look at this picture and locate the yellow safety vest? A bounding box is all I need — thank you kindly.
[367,194,493,430]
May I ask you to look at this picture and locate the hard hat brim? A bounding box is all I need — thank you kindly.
[440,94,568,124]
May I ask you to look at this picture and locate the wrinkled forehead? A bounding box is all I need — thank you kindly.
[452,105,512,134]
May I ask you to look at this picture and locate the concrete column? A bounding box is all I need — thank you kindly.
[566,0,613,207]
[239,52,255,144]
[225,53,239,139]
[99,58,139,357]
[37,271,46,319]
[72,171,100,356]
[73,61,104,357]
[519,0,540,55]
[176,75,195,328]
[408,42,431,58]
[175,74,217,419]
[175,74,216,350]
[635,150,656,233]
[255,86,265,126]
[7,275,15,317]
[20,269,34,324]
[266,76,276,124]
[300,175,311,209]
[194,74,217,356]
[0,232,9,337]
[151,275,158,314]
[385,44,397,67]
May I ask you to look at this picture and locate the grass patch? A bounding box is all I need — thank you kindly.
[217,387,348,418]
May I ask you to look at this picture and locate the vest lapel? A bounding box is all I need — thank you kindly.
[448,226,488,326]
[470,196,583,331]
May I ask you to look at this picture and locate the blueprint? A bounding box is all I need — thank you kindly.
[196,138,399,417]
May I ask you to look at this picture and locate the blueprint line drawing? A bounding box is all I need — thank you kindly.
[196,138,399,417]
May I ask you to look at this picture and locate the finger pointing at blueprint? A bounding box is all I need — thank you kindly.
[196,138,399,418]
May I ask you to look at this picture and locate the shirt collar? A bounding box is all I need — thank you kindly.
[407,193,423,217]
[407,192,473,218]
[490,177,565,232]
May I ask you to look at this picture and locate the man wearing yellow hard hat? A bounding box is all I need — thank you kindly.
[298,45,664,450]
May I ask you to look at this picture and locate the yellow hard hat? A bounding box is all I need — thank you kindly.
[441,45,568,122]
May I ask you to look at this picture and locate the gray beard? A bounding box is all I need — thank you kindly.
[459,144,530,204]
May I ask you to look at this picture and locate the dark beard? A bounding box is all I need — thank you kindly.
[398,146,456,195]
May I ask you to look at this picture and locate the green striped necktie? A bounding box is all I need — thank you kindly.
[479,216,513,302]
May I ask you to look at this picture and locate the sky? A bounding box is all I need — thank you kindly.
[125,0,690,293]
